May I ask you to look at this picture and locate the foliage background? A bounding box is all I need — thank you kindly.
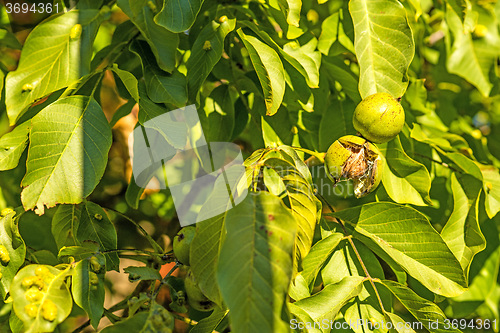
[0,0,499,332]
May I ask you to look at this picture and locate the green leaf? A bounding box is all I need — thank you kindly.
[282,38,321,88]
[447,220,500,316]
[318,97,356,151]
[190,307,228,333]
[322,57,361,103]
[239,21,320,89]
[11,265,72,333]
[384,312,417,333]
[76,202,119,271]
[124,266,162,281]
[283,0,301,27]
[190,214,225,306]
[441,173,485,278]
[5,10,104,124]
[332,202,467,297]
[237,29,285,116]
[445,3,498,96]
[0,122,30,171]
[21,96,112,215]
[136,82,187,149]
[154,0,205,33]
[125,174,146,209]
[71,255,105,329]
[58,244,99,262]
[291,276,365,322]
[300,233,343,287]
[380,136,432,206]
[130,39,187,106]
[251,147,319,267]
[349,0,415,99]
[117,0,179,72]
[481,166,500,218]
[51,204,81,250]
[186,19,236,100]
[318,12,355,56]
[110,99,135,128]
[100,303,174,332]
[111,64,139,102]
[320,237,391,332]
[0,212,26,299]
[217,192,296,333]
[0,28,22,49]
[201,85,235,143]
[377,280,461,333]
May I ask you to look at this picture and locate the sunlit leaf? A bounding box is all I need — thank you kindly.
[332,202,467,297]
[5,10,104,124]
[21,96,112,215]
[349,0,414,98]
[380,136,432,206]
[11,265,72,333]
[441,173,485,278]
[0,213,26,299]
[217,192,296,333]
[237,29,285,116]
[0,122,30,171]
[377,280,461,333]
[291,276,365,322]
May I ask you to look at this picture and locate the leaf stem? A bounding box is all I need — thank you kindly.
[413,152,461,173]
[106,208,164,254]
[315,192,386,313]
[152,262,181,298]
[346,236,386,313]
[171,313,222,333]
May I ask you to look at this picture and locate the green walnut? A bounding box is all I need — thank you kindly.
[185,269,215,312]
[352,93,405,143]
[173,226,196,266]
[325,135,383,198]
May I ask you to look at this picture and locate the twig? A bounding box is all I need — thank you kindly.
[152,262,181,298]
[414,152,461,173]
[172,313,222,333]
[315,192,386,313]
[107,208,164,254]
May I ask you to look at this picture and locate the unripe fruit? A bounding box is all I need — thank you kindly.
[353,93,405,143]
[173,226,196,265]
[185,270,215,312]
[325,135,383,198]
